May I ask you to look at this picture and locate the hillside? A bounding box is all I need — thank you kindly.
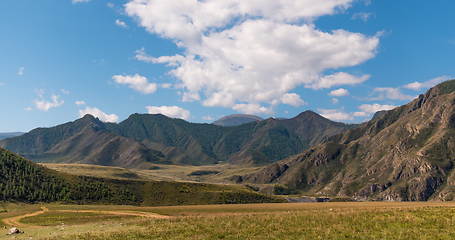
[0,147,279,205]
[241,80,455,201]
[0,111,352,166]
[213,114,263,127]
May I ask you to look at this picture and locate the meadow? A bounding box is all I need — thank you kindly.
[2,202,455,240]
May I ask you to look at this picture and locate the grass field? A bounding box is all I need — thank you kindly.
[2,202,455,240]
[42,163,261,184]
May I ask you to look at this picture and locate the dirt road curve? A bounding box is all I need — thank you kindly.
[1,207,170,228]
[2,207,49,227]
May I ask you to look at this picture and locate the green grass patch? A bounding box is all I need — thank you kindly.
[21,212,136,226]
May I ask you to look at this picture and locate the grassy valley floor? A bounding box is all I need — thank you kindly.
[2,202,455,240]
[42,163,261,184]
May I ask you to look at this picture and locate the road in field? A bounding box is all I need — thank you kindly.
[1,207,170,228]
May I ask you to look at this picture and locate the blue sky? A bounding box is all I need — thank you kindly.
[1,0,454,132]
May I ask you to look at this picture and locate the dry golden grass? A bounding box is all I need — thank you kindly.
[2,202,455,240]
[42,163,261,184]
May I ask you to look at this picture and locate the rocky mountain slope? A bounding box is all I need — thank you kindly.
[213,114,263,127]
[0,112,352,167]
[242,80,455,201]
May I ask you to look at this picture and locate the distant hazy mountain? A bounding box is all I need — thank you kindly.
[0,111,352,167]
[0,132,23,140]
[213,114,263,127]
[242,79,455,201]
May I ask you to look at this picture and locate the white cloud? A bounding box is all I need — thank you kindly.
[281,93,305,107]
[370,87,414,101]
[17,67,25,76]
[146,105,190,120]
[232,104,273,115]
[160,83,172,88]
[202,115,214,121]
[107,2,114,8]
[329,88,349,97]
[72,0,90,3]
[318,109,353,121]
[126,0,379,113]
[113,74,158,94]
[24,107,33,111]
[353,111,368,117]
[311,73,370,89]
[352,12,373,22]
[61,89,70,95]
[358,103,396,114]
[115,19,128,28]
[75,100,86,106]
[34,94,64,112]
[331,98,339,104]
[404,76,452,91]
[79,107,119,123]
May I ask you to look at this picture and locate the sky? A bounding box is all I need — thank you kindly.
[1,0,454,132]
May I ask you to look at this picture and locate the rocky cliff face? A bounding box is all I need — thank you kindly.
[243,80,455,201]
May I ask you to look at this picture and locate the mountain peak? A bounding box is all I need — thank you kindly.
[293,110,327,121]
[213,114,263,127]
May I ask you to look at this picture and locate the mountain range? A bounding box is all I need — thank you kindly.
[241,80,455,201]
[0,111,352,167]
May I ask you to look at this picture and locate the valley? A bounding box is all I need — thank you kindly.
[43,163,261,184]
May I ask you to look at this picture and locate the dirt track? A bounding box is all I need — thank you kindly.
[1,207,170,228]
[2,207,49,228]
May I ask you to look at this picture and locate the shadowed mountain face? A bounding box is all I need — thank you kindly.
[0,111,352,167]
[242,80,455,201]
[0,132,23,140]
[213,114,263,127]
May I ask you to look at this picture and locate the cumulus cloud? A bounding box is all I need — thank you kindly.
[34,94,64,112]
[75,100,86,106]
[320,104,397,122]
[17,67,25,76]
[115,19,128,28]
[232,103,273,115]
[369,87,414,101]
[353,111,368,117]
[202,115,214,121]
[146,105,190,120]
[79,107,119,123]
[404,76,452,91]
[113,74,157,94]
[358,103,396,114]
[329,88,349,97]
[352,12,373,22]
[310,73,370,89]
[126,0,379,113]
[160,83,172,89]
[72,0,90,3]
[281,93,305,107]
[318,109,353,121]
